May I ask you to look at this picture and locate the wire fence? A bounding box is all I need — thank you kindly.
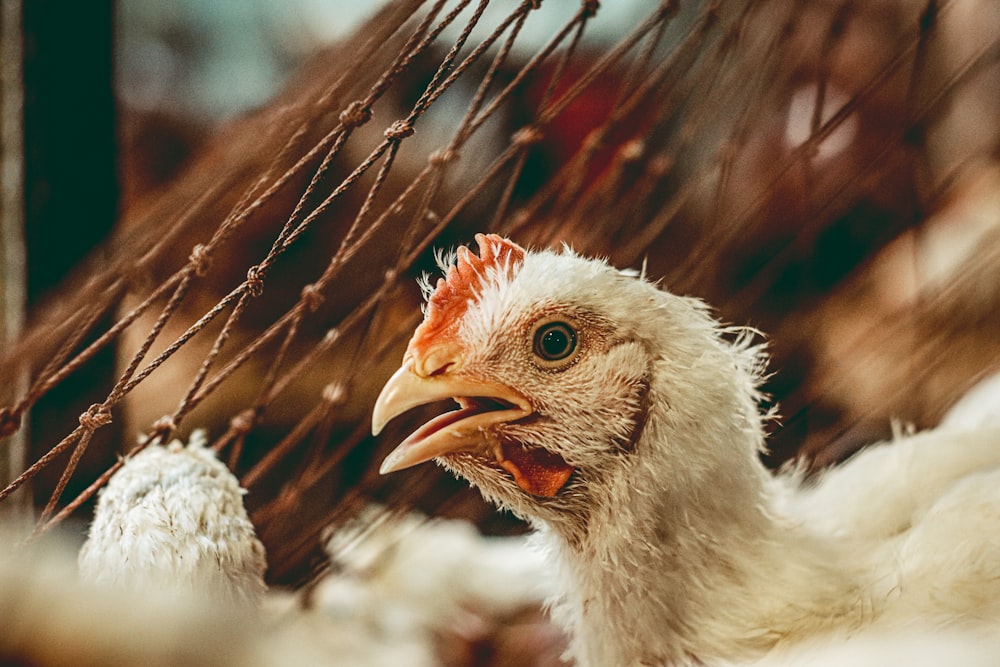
[0,0,998,584]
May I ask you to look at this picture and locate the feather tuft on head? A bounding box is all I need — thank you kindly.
[410,234,526,355]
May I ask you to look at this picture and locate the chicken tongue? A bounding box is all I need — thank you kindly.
[495,441,574,497]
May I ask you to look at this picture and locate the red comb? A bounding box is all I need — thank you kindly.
[409,234,526,355]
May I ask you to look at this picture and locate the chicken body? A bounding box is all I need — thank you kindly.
[79,431,268,606]
[373,235,1000,666]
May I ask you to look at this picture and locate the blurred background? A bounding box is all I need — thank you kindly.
[1,0,999,664]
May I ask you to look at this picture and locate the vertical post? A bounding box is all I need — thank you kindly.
[0,0,30,525]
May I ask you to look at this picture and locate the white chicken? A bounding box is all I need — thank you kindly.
[372,234,1000,666]
[78,431,268,606]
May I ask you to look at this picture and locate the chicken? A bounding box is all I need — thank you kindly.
[6,497,554,667]
[4,515,999,667]
[317,505,565,667]
[79,431,267,607]
[372,234,1000,666]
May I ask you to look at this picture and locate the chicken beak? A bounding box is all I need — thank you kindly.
[371,357,532,475]
[371,360,441,437]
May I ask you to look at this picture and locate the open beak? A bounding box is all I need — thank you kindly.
[371,357,532,474]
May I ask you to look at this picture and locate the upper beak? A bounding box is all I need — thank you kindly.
[371,355,531,474]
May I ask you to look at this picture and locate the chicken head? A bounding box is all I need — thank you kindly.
[372,234,763,527]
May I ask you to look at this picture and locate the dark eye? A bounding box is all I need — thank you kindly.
[533,320,578,363]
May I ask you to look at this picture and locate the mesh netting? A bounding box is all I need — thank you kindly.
[1,0,998,585]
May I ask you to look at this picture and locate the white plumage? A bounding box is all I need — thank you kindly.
[311,506,559,667]
[78,430,267,606]
[2,502,559,666]
[373,234,1000,666]
[322,504,553,628]
[66,424,558,665]
[0,541,270,667]
[940,371,1000,431]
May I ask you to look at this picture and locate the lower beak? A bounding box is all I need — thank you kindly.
[371,360,531,474]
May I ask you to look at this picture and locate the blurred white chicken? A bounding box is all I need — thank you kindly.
[320,504,552,632]
[78,430,267,606]
[312,505,563,667]
[49,430,558,666]
[373,234,1000,667]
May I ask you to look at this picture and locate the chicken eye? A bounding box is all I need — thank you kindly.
[532,320,578,364]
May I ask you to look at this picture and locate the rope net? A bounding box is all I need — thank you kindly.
[1,0,999,585]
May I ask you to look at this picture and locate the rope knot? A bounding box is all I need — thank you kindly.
[384,120,415,141]
[582,0,600,17]
[230,409,256,435]
[246,265,265,297]
[322,383,346,405]
[301,283,325,312]
[339,101,372,128]
[0,407,21,437]
[428,148,456,166]
[659,0,681,20]
[620,139,645,161]
[512,126,543,146]
[583,132,604,152]
[188,243,212,278]
[79,404,112,430]
[190,243,212,277]
[150,416,177,443]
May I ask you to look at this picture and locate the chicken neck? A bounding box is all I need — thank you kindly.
[534,368,868,666]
